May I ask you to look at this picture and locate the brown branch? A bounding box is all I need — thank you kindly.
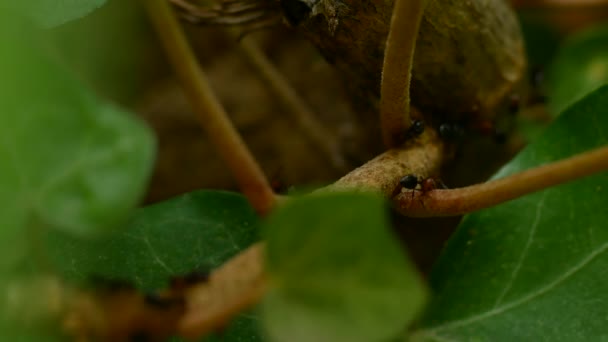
[380,0,426,147]
[394,145,608,217]
[238,36,348,173]
[177,129,445,338]
[144,0,276,216]
[327,126,443,196]
[178,244,267,339]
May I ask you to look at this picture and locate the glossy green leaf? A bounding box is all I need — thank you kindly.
[45,191,260,291]
[0,19,155,270]
[415,86,608,341]
[9,0,107,28]
[262,192,427,342]
[548,23,608,115]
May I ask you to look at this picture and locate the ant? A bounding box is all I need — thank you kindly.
[438,122,465,142]
[397,119,425,144]
[409,119,425,136]
[394,174,447,199]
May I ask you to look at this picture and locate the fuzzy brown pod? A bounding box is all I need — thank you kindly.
[292,0,527,122]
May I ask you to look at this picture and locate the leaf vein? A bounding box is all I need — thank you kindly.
[493,192,547,307]
[428,240,608,334]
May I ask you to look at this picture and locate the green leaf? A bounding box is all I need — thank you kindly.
[9,0,107,28]
[518,14,560,68]
[170,311,266,342]
[0,323,62,342]
[262,192,427,342]
[0,19,155,270]
[548,23,608,115]
[203,313,265,342]
[45,191,260,291]
[0,277,66,341]
[415,86,608,341]
[50,1,159,103]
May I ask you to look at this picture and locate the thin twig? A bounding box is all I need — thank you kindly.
[144,0,276,215]
[380,0,426,147]
[238,36,348,172]
[394,145,608,217]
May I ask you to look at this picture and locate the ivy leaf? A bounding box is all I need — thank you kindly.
[0,19,154,270]
[548,23,608,115]
[262,192,427,342]
[45,191,260,291]
[415,86,608,340]
[9,0,107,28]
[47,190,264,341]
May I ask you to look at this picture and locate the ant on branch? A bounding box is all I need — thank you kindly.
[396,119,425,144]
[393,173,447,199]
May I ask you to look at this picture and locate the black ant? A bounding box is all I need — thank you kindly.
[394,174,447,199]
[397,119,425,144]
[409,119,425,136]
[438,122,465,141]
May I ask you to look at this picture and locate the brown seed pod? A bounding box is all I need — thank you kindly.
[293,0,527,121]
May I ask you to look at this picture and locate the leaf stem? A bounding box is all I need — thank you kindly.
[394,145,608,217]
[380,0,426,147]
[144,0,276,215]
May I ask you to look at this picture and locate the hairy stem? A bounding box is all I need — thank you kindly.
[238,36,347,172]
[380,0,426,147]
[395,145,608,217]
[144,0,275,215]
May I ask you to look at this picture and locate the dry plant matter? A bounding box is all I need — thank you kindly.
[63,0,608,340]
[179,244,267,339]
[295,0,526,122]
